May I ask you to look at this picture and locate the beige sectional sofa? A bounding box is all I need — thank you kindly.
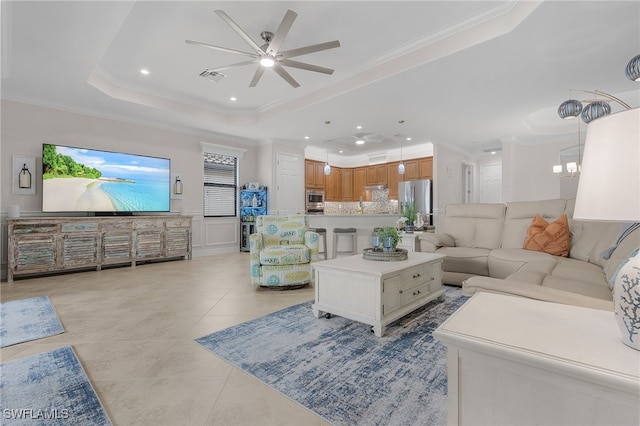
[418,199,640,311]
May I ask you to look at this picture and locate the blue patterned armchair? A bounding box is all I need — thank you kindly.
[249,215,319,288]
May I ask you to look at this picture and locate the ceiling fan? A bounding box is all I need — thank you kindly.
[330,133,391,146]
[186,9,340,88]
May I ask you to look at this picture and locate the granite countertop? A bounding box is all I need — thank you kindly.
[320,213,398,217]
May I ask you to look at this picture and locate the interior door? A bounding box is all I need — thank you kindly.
[276,152,304,215]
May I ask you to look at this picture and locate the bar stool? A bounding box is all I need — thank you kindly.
[309,227,328,260]
[332,227,358,258]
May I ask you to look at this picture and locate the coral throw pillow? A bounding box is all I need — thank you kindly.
[523,214,570,257]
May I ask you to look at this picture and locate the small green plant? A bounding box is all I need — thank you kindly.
[377,226,402,250]
[400,202,417,227]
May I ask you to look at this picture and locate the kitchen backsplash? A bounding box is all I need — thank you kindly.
[325,200,399,215]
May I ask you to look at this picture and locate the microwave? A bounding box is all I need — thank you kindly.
[306,190,325,214]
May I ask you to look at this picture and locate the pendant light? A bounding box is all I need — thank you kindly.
[324,150,331,175]
[397,120,405,175]
[323,120,331,175]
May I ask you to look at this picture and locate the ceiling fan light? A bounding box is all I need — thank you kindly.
[558,99,582,119]
[581,101,611,123]
[625,54,640,81]
[260,56,275,67]
[398,162,405,175]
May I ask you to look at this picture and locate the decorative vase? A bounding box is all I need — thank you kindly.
[404,225,414,234]
[613,247,640,350]
[382,236,394,252]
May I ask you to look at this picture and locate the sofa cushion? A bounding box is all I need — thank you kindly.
[440,203,505,249]
[541,275,613,301]
[523,214,570,257]
[438,246,490,276]
[603,226,640,284]
[488,248,557,279]
[551,256,607,285]
[501,199,567,248]
[569,220,620,262]
[260,244,310,265]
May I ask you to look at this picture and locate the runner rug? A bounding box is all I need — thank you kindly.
[0,346,112,425]
[196,286,467,426]
[0,296,64,348]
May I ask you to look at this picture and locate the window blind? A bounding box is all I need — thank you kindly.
[203,152,237,217]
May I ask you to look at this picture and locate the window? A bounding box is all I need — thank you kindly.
[204,152,237,217]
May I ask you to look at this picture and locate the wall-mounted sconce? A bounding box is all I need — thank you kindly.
[18,164,32,188]
[171,171,183,200]
[12,155,36,195]
[174,176,183,195]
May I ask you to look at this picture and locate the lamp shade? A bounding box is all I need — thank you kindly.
[581,101,611,123]
[558,99,582,119]
[574,108,640,221]
[625,54,640,82]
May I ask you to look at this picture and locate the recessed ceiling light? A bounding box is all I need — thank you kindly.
[304,136,310,140]
[339,150,344,154]
[230,97,237,101]
[406,137,412,141]
[140,68,149,75]
[355,140,365,145]
[356,125,362,130]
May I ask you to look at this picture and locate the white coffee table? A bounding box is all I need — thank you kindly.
[312,252,446,336]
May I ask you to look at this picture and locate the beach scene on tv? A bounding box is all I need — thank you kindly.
[42,144,171,212]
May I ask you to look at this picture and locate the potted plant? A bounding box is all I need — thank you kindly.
[377,227,402,252]
[400,202,417,232]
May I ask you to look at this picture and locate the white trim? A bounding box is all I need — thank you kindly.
[201,142,247,159]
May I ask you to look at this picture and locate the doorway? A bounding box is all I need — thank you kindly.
[275,152,304,215]
[462,162,474,203]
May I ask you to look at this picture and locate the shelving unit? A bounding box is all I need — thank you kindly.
[239,187,267,252]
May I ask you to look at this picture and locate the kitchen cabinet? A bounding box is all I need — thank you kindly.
[304,155,433,201]
[352,167,366,200]
[305,159,326,189]
[366,164,387,185]
[419,157,433,179]
[402,159,420,180]
[341,168,353,200]
[325,167,342,201]
[387,162,401,199]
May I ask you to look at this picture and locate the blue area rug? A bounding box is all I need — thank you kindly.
[0,346,111,425]
[0,296,64,348]
[196,286,467,426]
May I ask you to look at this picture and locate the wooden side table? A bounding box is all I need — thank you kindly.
[434,293,640,426]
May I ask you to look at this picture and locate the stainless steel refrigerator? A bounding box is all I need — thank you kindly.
[398,180,433,226]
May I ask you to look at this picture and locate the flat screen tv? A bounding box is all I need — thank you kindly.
[42,143,171,214]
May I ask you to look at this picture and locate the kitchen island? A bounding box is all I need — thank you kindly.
[307,214,400,258]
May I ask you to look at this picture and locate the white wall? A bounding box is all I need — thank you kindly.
[0,99,267,264]
[432,144,476,230]
[502,138,579,202]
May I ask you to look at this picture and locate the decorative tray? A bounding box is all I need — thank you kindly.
[362,248,408,262]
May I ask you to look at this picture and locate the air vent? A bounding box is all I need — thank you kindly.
[199,69,226,82]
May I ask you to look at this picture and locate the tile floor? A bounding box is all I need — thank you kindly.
[1,253,330,425]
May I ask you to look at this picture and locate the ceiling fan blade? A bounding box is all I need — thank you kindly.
[206,60,258,72]
[273,64,300,88]
[249,66,266,87]
[185,40,256,58]
[279,40,341,58]
[280,59,334,75]
[266,9,297,55]
[215,10,265,55]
